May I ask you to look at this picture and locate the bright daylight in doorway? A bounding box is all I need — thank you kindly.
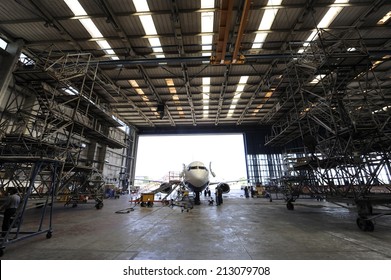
[135,134,247,188]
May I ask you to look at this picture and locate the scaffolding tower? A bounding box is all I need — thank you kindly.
[0,49,129,254]
[0,157,61,256]
[264,28,391,231]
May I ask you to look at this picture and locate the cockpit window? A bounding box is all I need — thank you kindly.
[187,166,207,171]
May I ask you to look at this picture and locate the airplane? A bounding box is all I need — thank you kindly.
[135,160,234,206]
[180,161,230,205]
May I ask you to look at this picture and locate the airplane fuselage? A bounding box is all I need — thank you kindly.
[180,161,230,205]
[182,161,210,194]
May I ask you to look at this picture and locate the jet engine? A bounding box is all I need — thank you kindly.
[216,183,230,193]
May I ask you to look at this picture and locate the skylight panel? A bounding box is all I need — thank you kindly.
[202,35,213,50]
[265,91,273,98]
[298,0,349,53]
[252,104,264,115]
[64,0,118,60]
[200,2,215,57]
[99,44,118,60]
[133,0,150,12]
[132,0,164,58]
[202,77,210,118]
[64,0,87,16]
[227,76,249,118]
[201,12,214,33]
[310,74,326,84]
[139,15,157,35]
[239,76,249,84]
[129,80,155,115]
[0,38,7,50]
[377,11,391,25]
[97,40,111,50]
[19,53,34,65]
[129,80,138,87]
[317,6,344,28]
[64,86,78,95]
[149,37,163,55]
[201,0,214,9]
[252,34,267,49]
[79,18,103,38]
[227,104,236,117]
[251,0,282,50]
[166,79,174,87]
[129,80,146,97]
[236,85,245,92]
[259,4,281,30]
[165,78,184,117]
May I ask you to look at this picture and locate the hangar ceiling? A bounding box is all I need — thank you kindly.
[1,0,391,135]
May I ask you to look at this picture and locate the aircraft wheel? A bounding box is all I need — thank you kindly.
[286,202,294,210]
[46,231,52,239]
[356,217,366,231]
[365,220,375,232]
[95,202,104,209]
[356,217,374,231]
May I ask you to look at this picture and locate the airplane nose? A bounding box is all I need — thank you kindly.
[189,170,207,188]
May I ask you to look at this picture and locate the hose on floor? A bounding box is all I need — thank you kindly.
[115,206,136,214]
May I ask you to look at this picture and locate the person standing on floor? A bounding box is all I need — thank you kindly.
[244,186,249,198]
[1,188,21,236]
[215,188,220,206]
[217,186,223,205]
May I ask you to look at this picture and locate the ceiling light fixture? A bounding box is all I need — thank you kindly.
[132,0,165,59]
[227,76,249,118]
[64,0,118,60]
[252,0,282,50]
[0,37,7,50]
[377,10,391,25]
[298,0,349,53]
[201,0,214,58]
[202,77,210,118]
[165,79,184,118]
[310,74,326,84]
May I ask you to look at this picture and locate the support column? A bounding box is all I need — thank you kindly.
[97,144,107,172]
[0,40,24,103]
[86,141,97,167]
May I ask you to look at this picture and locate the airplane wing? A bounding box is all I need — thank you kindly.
[209,178,248,185]
[134,178,165,184]
[209,179,248,193]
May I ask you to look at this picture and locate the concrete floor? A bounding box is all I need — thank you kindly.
[1,189,391,260]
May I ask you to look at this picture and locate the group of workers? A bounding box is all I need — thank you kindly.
[203,186,224,206]
[243,184,272,202]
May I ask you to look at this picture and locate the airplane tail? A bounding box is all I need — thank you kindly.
[209,162,216,177]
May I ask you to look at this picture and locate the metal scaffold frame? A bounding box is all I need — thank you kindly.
[0,47,132,255]
[264,28,391,231]
[0,157,61,256]
[1,47,129,204]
